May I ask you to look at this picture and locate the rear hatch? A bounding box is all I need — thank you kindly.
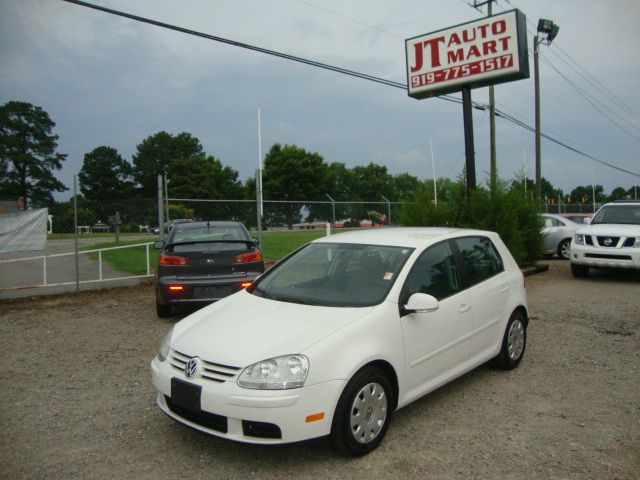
[173,241,260,278]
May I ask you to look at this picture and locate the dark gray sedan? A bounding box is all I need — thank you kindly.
[154,221,264,317]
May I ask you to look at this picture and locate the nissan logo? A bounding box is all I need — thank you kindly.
[185,357,200,378]
[604,237,613,246]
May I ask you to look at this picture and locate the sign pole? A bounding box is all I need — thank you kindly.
[462,87,476,194]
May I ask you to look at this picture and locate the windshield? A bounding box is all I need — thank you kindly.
[591,205,640,225]
[250,242,414,307]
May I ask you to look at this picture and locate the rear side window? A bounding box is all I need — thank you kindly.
[403,241,461,301]
[455,236,504,287]
[542,216,561,227]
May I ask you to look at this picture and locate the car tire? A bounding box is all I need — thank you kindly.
[331,366,394,457]
[493,310,527,370]
[557,239,571,260]
[156,302,172,317]
[571,263,589,278]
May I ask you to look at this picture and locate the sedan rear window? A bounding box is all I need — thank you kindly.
[169,226,250,253]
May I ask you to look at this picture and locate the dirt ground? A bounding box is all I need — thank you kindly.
[0,261,638,479]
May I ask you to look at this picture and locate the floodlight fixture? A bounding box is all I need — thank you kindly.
[537,18,559,45]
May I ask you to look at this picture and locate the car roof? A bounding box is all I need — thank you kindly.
[311,227,498,248]
[176,221,245,229]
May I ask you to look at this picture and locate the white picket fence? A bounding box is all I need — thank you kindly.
[0,242,154,294]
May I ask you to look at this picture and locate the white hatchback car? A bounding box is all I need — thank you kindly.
[151,228,528,456]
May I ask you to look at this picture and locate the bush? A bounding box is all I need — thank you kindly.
[399,177,543,264]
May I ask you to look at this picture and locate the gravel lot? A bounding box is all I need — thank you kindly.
[0,261,638,479]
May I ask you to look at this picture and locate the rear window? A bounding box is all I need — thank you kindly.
[169,226,249,252]
[172,226,247,243]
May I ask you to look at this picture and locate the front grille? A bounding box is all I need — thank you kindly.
[242,420,282,439]
[623,237,636,247]
[169,349,242,383]
[165,395,228,433]
[585,253,632,260]
[585,236,594,246]
[597,236,620,247]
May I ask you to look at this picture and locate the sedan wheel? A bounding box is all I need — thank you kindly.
[331,367,394,456]
[558,239,571,260]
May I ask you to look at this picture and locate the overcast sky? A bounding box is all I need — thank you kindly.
[2,0,639,201]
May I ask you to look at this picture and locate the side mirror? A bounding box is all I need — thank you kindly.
[583,218,590,224]
[253,238,260,246]
[404,293,439,314]
[153,241,164,249]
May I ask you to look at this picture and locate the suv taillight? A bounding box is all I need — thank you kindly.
[159,254,189,266]
[234,251,263,263]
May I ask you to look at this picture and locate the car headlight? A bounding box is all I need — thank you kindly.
[238,355,309,390]
[574,234,585,245]
[157,325,174,362]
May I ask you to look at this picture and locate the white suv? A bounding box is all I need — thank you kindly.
[570,200,640,277]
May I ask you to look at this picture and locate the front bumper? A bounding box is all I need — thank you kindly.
[570,242,640,269]
[151,357,345,444]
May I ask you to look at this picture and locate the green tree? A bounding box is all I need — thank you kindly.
[570,185,605,205]
[262,144,330,227]
[392,173,421,200]
[132,131,204,197]
[609,186,628,201]
[79,146,134,202]
[167,154,244,200]
[399,176,543,264]
[0,101,67,205]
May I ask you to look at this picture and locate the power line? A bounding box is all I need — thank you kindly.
[62,0,640,178]
[550,43,640,122]
[540,53,640,142]
[60,0,408,91]
[292,0,403,39]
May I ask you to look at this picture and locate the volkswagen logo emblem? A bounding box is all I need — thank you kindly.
[206,258,216,264]
[604,237,613,246]
[185,357,200,378]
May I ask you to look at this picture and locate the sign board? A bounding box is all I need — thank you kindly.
[405,10,529,99]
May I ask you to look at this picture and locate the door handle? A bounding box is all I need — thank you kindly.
[500,285,508,294]
[459,304,471,313]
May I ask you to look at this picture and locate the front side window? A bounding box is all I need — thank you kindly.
[455,236,504,287]
[250,243,413,307]
[403,241,461,302]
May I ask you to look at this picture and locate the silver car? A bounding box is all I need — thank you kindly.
[540,213,580,260]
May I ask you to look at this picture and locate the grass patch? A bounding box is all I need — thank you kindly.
[260,230,327,260]
[82,229,329,275]
[82,240,157,276]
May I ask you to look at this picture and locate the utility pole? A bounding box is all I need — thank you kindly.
[474,0,496,192]
[534,18,560,201]
[534,34,542,201]
[487,0,497,193]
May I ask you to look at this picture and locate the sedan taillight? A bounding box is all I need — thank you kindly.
[234,251,263,264]
[159,254,189,266]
